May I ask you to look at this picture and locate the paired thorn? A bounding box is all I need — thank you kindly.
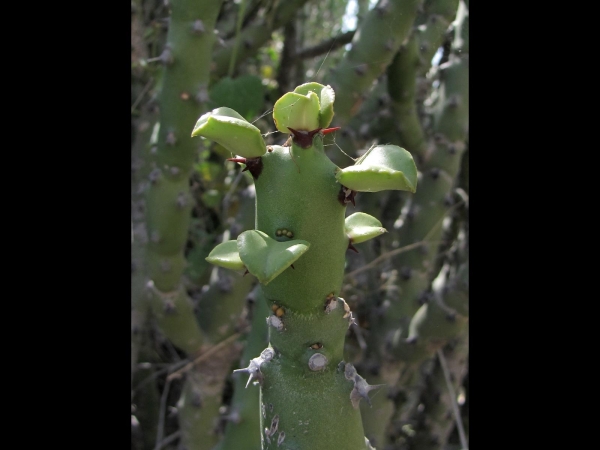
[348,241,359,253]
[287,127,322,148]
[243,269,249,277]
[227,157,263,179]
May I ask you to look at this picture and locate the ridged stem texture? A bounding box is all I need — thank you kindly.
[378,0,469,354]
[328,0,422,127]
[360,2,468,446]
[144,2,225,449]
[194,81,417,449]
[255,138,369,449]
[388,0,460,160]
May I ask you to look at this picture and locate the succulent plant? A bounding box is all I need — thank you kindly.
[192,82,417,449]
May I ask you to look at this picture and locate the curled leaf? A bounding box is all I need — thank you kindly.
[345,213,386,244]
[293,83,335,129]
[336,145,417,192]
[192,107,266,158]
[273,92,320,133]
[205,240,245,270]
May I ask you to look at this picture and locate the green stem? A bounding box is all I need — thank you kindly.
[359,2,468,446]
[328,0,422,126]
[227,0,247,78]
[144,1,225,449]
[252,137,370,449]
[212,0,311,79]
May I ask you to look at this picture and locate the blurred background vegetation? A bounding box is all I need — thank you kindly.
[131,0,469,449]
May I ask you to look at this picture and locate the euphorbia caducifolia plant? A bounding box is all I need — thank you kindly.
[192,83,417,450]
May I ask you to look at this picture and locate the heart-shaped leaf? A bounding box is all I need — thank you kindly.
[345,213,387,244]
[205,240,245,270]
[336,145,417,192]
[191,107,266,158]
[237,230,310,285]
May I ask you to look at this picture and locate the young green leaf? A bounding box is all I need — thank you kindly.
[205,240,245,270]
[237,230,310,285]
[191,107,266,158]
[292,82,335,128]
[318,85,335,128]
[273,91,320,133]
[336,145,418,192]
[345,213,387,244]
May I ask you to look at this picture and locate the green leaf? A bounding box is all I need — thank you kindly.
[273,91,320,133]
[191,107,266,158]
[209,75,265,121]
[237,230,310,285]
[318,85,335,128]
[292,83,335,128]
[205,240,245,270]
[345,213,386,244]
[293,82,326,97]
[336,145,417,192]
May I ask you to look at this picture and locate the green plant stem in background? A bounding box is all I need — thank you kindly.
[358,2,468,446]
[144,1,225,449]
[328,0,421,127]
[387,5,450,158]
[212,0,311,79]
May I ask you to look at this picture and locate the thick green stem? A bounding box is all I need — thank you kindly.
[252,138,370,449]
[146,0,222,327]
[195,83,416,449]
[322,0,421,168]
[328,0,422,127]
[144,2,225,449]
[359,2,468,446]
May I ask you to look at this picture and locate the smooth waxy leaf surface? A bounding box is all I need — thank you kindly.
[191,107,266,158]
[293,82,325,97]
[292,82,335,128]
[273,91,320,133]
[205,240,245,270]
[336,145,417,192]
[237,230,310,285]
[318,85,335,128]
[345,213,387,244]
